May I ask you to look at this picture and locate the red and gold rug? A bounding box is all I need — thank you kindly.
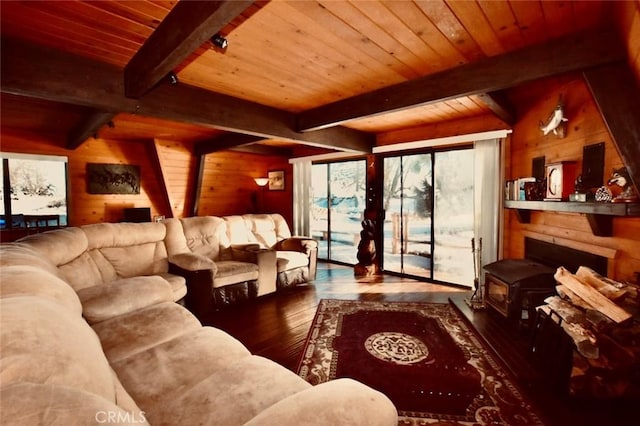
[297,299,544,425]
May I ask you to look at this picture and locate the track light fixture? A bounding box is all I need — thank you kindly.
[211,33,228,50]
[168,71,179,85]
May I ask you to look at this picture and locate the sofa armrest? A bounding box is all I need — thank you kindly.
[272,237,318,280]
[244,378,397,425]
[231,243,261,252]
[168,255,219,321]
[231,246,277,296]
[168,253,217,274]
[273,237,318,255]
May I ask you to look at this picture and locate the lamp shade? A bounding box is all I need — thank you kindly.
[254,177,269,187]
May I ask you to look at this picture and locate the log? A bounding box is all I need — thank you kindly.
[554,267,632,323]
[556,285,592,310]
[575,266,627,302]
[544,295,586,324]
[563,321,599,359]
[537,304,599,358]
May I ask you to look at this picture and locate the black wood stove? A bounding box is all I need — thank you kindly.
[483,258,555,328]
[483,237,608,329]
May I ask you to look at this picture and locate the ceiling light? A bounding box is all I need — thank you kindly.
[211,33,228,50]
[254,177,269,187]
[168,71,179,85]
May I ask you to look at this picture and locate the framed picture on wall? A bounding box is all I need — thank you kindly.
[268,170,285,191]
[87,163,140,194]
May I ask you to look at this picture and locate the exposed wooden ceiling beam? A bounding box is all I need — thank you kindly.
[297,29,626,132]
[584,62,640,195]
[124,1,254,98]
[230,144,293,157]
[145,139,174,218]
[1,37,373,153]
[195,134,265,155]
[476,91,516,126]
[67,110,116,149]
[195,133,294,156]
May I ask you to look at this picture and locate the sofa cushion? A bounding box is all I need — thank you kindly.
[111,327,255,423]
[0,244,61,277]
[14,226,88,267]
[213,260,259,288]
[145,355,312,425]
[180,216,229,260]
[82,222,169,278]
[244,378,398,426]
[91,302,201,364]
[157,272,187,301]
[0,265,82,315]
[99,242,166,278]
[270,213,293,240]
[163,217,190,256]
[77,276,175,324]
[0,383,148,426]
[276,251,309,272]
[243,214,278,248]
[224,215,255,246]
[0,296,116,403]
[58,251,105,291]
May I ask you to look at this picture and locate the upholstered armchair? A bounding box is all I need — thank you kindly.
[226,214,318,290]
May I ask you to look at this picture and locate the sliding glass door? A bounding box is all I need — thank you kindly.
[309,148,475,286]
[382,154,433,278]
[432,149,474,286]
[382,148,474,286]
[310,160,366,264]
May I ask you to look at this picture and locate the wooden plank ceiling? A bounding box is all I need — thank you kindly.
[0,0,620,155]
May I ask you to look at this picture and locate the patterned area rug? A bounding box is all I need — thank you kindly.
[297,299,544,425]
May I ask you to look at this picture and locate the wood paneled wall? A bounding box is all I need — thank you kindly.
[153,138,196,218]
[1,130,166,224]
[504,74,640,282]
[0,129,293,228]
[197,151,292,224]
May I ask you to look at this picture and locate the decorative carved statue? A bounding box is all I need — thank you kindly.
[356,219,376,266]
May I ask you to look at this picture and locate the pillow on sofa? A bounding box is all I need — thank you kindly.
[0,296,117,403]
[76,276,174,324]
[0,383,148,426]
[0,265,82,315]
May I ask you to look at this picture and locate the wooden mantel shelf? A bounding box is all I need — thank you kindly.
[504,200,640,237]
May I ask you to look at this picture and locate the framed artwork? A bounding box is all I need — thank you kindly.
[87,163,140,194]
[268,170,285,191]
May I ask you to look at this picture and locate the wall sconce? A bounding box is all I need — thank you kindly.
[254,177,269,187]
[211,33,228,50]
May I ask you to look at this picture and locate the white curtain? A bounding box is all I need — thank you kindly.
[292,160,311,236]
[473,138,502,285]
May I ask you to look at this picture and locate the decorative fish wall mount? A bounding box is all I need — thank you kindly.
[539,96,568,138]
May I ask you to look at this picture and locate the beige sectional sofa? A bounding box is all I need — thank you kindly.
[0,218,397,425]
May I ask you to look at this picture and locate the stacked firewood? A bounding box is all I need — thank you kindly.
[537,266,640,398]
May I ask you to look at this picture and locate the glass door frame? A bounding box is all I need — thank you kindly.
[311,158,367,265]
[379,152,435,280]
[379,144,473,286]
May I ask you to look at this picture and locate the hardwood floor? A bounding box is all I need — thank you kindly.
[201,263,637,426]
